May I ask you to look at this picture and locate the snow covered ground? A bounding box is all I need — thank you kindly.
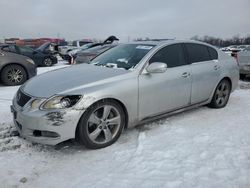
[0,62,250,188]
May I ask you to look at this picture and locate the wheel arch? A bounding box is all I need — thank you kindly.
[0,62,29,79]
[209,76,233,102]
[75,97,129,139]
[221,77,232,91]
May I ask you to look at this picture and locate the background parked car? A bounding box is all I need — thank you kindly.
[0,50,37,86]
[58,40,93,57]
[237,46,250,79]
[0,43,58,67]
[61,36,119,64]
[60,43,95,62]
[75,43,118,64]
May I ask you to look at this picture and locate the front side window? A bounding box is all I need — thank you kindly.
[91,44,155,70]
[185,43,210,63]
[149,44,186,68]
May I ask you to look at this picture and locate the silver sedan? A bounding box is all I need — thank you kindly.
[11,40,239,149]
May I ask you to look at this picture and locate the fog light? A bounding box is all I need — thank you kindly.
[33,130,59,138]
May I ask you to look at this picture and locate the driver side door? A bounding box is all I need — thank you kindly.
[138,43,192,120]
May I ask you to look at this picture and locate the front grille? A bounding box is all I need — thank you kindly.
[16,89,31,107]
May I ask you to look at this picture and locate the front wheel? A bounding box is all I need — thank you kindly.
[208,79,231,108]
[43,58,53,67]
[1,65,27,86]
[76,100,125,149]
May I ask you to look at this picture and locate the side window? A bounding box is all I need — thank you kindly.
[19,46,34,54]
[185,43,210,63]
[207,47,218,60]
[1,46,10,52]
[149,44,186,68]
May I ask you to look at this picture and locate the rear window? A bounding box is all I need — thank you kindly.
[185,43,210,63]
[208,47,218,60]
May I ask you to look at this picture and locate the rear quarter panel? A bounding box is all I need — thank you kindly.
[218,50,239,92]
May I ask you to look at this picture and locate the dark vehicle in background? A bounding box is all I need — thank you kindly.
[237,46,250,79]
[36,42,58,54]
[0,43,58,67]
[75,44,118,64]
[0,50,37,86]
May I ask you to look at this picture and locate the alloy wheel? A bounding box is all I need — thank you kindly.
[7,68,24,83]
[86,105,122,144]
[44,58,52,66]
[214,81,230,106]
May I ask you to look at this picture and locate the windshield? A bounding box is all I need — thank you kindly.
[79,43,93,50]
[36,42,50,51]
[90,44,155,70]
[244,46,250,51]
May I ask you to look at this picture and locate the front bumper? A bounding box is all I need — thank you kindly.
[27,64,37,79]
[11,97,84,145]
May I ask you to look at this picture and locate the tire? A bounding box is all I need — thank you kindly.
[1,64,27,86]
[240,74,246,80]
[76,100,125,149]
[208,79,231,109]
[43,58,53,67]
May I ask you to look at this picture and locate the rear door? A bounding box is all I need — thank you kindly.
[138,43,192,120]
[184,43,220,104]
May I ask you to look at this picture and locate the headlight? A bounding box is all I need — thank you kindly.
[26,58,35,64]
[30,99,44,109]
[41,95,82,109]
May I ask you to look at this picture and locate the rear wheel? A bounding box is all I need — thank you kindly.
[76,100,125,149]
[1,64,27,86]
[43,58,53,67]
[208,79,231,108]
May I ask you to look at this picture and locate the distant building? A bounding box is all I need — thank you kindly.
[4,38,66,48]
[5,38,19,44]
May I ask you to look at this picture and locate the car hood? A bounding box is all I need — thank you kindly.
[22,64,128,98]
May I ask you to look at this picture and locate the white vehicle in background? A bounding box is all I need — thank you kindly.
[59,40,93,56]
[238,46,250,79]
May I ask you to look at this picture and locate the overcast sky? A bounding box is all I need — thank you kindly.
[0,0,249,41]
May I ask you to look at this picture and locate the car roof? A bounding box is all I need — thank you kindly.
[129,39,218,49]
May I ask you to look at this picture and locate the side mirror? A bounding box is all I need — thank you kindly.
[146,62,167,73]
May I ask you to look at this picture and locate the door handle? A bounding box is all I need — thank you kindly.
[214,65,220,70]
[182,72,190,78]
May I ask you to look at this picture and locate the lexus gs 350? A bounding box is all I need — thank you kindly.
[11,40,239,149]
